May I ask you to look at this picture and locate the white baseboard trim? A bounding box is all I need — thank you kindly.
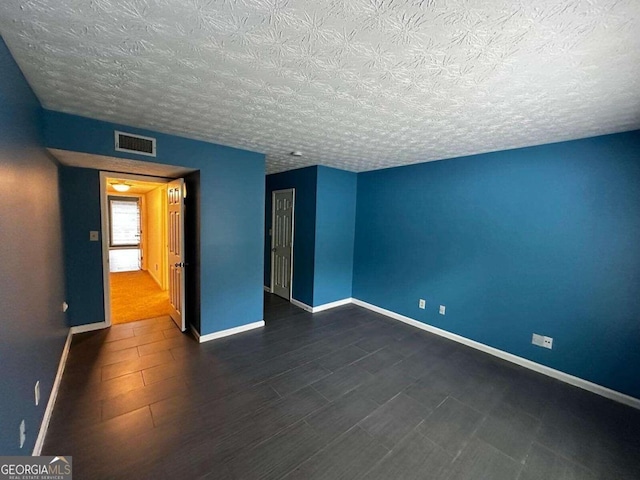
[312,297,353,313]
[192,320,265,343]
[352,298,640,410]
[290,297,353,313]
[70,321,108,334]
[190,324,200,341]
[33,329,73,456]
[263,286,271,293]
[290,298,313,312]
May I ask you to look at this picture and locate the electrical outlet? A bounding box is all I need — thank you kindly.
[19,420,26,449]
[439,305,446,315]
[418,299,426,309]
[89,230,99,241]
[532,334,553,349]
[35,381,40,406]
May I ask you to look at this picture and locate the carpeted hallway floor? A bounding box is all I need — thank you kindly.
[110,270,171,324]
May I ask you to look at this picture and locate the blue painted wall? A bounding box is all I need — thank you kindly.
[265,166,317,306]
[264,166,357,307]
[353,132,640,398]
[0,38,67,454]
[314,166,357,305]
[44,111,265,335]
[59,167,104,326]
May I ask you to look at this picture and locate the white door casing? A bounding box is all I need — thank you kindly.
[271,189,295,300]
[168,178,186,331]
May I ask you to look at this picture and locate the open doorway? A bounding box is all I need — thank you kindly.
[105,175,171,325]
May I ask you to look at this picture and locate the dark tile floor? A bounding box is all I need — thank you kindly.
[44,294,640,479]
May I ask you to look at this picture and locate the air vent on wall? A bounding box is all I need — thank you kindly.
[115,131,156,157]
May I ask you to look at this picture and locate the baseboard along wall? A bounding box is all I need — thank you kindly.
[34,293,640,454]
[69,321,108,334]
[290,297,353,313]
[32,330,73,456]
[350,298,640,411]
[191,320,265,343]
[288,295,640,410]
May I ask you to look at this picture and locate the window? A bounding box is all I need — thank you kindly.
[109,197,140,247]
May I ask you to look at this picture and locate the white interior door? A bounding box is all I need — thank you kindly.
[168,179,186,331]
[271,189,294,300]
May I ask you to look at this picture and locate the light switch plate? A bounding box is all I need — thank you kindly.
[439,305,446,315]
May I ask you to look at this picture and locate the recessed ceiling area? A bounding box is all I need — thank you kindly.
[3,1,640,174]
[107,177,164,195]
[50,149,195,178]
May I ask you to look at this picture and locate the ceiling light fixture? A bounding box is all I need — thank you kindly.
[111,182,131,192]
[290,151,302,157]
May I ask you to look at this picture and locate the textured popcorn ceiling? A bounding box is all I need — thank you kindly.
[2,1,640,174]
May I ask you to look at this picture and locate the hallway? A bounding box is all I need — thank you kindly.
[110,271,171,324]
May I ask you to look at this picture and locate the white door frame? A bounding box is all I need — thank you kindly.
[270,188,295,301]
[100,171,171,327]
